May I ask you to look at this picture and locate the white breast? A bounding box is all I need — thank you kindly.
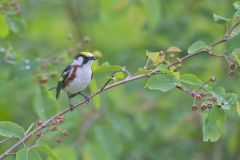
[64,63,92,95]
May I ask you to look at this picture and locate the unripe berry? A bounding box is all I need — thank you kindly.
[192,105,198,111]
[195,94,202,100]
[63,130,70,136]
[55,137,62,143]
[201,104,207,111]
[230,63,235,70]
[35,130,42,137]
[210,75,216,82]
[229,70,234,77]
[211,96,217,102]
[207,103,212,109]
[200,90,206,97]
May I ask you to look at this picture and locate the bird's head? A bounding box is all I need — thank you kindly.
[72,52,97,66]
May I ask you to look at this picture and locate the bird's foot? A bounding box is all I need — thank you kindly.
[69,104,74,111]
[84,96,90,104]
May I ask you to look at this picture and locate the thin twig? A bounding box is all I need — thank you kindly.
[0,136,14,145]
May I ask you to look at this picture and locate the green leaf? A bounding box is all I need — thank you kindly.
[233,1,240,9]
[213,13,230,23]
[93,61,122,73]
[232,49,240,65]
[16,148,41,160]
[137,68,149,74]
[180,74,203,85]
[188,41,208,54]
[234,9,240,18]
[0,121,25,138]
[114,72,125,79]
[37,145,58,160]
[202,107,226,142]
[226,33,240,52]
[53,145,77,160]
[89,77,101,109]
[0,14,9,38]
[213,87,239,110]
[6,15,27,34]
[146,50,165,65]
[34,86,59,120]
[145,74,178,92]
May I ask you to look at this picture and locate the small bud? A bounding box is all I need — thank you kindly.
[83,36,91,43]
[63,130,70,136]
[192,105,198,111]
[36,120,44,126]
[159,50,165,55]
[170,54,175,59]
[210,75,216,82]
[191,91,197,97]
[211,96,217,102]
[55,137,62,143]
[35,130,42,137]
[230,63,235,70]
[176,57,182,63]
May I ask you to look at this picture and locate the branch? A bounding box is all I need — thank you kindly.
[0,24,239,160]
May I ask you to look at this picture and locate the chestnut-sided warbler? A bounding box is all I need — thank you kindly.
[56,52,96,109]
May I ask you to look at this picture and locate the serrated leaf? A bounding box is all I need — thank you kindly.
[213,87,238,110]
[34,86,59,120]
[89,77,101,109]
[114,72,125,79]
[180,74,202,85]
[202,107,226,142]
[233,1,240,9]
[0,14,9,38]
[16,148,41,160]
[145,74,178,92]
[0,121,25,138]
[213,13,230,24]
[188,41,208,54]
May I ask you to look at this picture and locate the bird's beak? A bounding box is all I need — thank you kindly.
[92,57,97,61]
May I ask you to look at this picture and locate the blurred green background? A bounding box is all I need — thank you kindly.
[0,0,240,160]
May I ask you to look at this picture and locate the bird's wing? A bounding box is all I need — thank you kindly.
[56,64,72,99]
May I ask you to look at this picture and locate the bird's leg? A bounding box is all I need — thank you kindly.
[78,92,90,104]
[67,95,74,112]
[99,76,114,92]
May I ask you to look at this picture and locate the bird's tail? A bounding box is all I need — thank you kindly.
[56,82,63,99]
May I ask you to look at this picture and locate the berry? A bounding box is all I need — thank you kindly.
[55,137,62,143]
[230,63,235,70]
[63,130,70,136]
[34,130,42,137]
[200,91,206,97]
[210,75,216,82]
[211,96,217,102]
[229,70,234,77]
[191,92,197,97]
[201,104,207,111]
[195,94,202,100]
[207,103,212,109]
[192,105,198,111]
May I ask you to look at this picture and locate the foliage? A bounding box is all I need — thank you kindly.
[0,0,240,160]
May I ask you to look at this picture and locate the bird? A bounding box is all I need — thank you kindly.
[56,52,97,110]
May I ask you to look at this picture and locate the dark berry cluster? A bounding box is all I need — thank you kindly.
[191,76,218,111]
[0,1,21,16]
[34,115,70,143]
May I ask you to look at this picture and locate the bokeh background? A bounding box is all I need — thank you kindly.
[0,0,240,159]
